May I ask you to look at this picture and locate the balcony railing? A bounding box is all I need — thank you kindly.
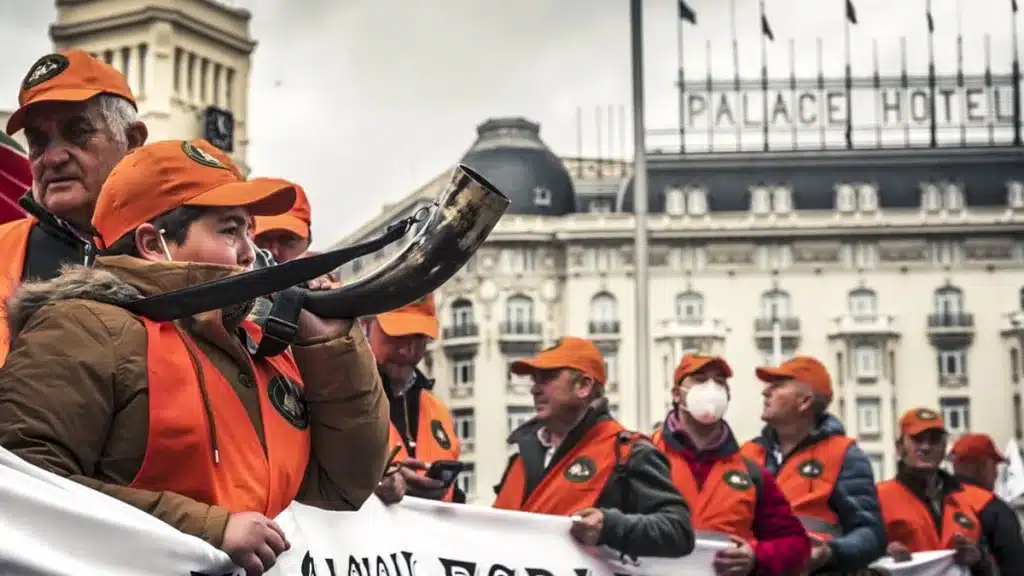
[754,317,801,332]
[589,320,621,334]
[442,323,479,339]
[927,313,974,329]
[500,321,543,336]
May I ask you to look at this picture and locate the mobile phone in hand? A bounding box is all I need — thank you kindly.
[425,460,466,487]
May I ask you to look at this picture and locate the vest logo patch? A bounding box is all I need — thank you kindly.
[564,456,597,483]
[23,53,70,90]
[181,140,228,170]
[430,419,451,449]
[952,511,975,530]
[798,458,824,479]
[722,469,753,490]
[267,375,309,430]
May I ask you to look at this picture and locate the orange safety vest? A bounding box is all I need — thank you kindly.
[956,482,995,513]
[492,419,641,515]
[389,389,461,502]
[741,435,854,540]
[129,318,310,518]
[0,218,34,365]
[877,479,983,553]
[652,428,759,540]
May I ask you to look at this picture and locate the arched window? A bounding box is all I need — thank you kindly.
[675,291,704,322]
[933,286,964,316]
[835,183,856,212]
[449,299,475,337]
[589,293,618,333]
[848,288,878,319]
[505,294,535,335]
[665,186,685,215]
[772,186,792,214]
[687,187,708,215]
[760,289,791,320]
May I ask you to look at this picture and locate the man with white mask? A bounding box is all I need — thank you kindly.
[652,353,810,576]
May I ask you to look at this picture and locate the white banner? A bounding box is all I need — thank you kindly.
[0,447,964,576]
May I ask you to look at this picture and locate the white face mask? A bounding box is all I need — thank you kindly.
[683,382,729,424]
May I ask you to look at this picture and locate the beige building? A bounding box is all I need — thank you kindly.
[331,116,1024,505]
[4,0,254,173]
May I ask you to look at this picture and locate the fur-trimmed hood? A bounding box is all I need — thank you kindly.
[4,255,245,343]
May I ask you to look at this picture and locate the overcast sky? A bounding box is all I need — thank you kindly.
[0,0,1015,247]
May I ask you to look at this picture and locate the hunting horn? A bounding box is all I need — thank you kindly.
[119,164,511,321]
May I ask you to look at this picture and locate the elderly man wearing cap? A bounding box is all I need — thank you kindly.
[253,184,312,265]
[876,409,990,572]
[652,353,810,575]
[0,140,389,576]
[361,294,466,504]
[492,337,694,559]
[949,434,1024,573]
[0,50,147,364]
[740,356,886,573]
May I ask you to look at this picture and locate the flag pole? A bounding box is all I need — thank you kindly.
[731,0,741,150]
[927,0,937,147]
[844,0,854,149]
[1012,0,1021,146]
[676,3,685,153]
[629,0,651,431]
[760,0,769,151]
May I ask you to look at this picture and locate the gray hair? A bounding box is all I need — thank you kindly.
[809,390,830,419]
[87,94,137,149]
[796,381,830,419]
[569,368,605,401]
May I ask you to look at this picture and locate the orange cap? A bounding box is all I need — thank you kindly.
[756,355,833,403]
[190,139,243,180]
[899,408,946,437]
[253,184,311,240]
[92,140,297,248]
[672,353,733,386]
[951,433,1007,463]
[510,337,606,385]
[377,293,439,339]
[7,50,136,135]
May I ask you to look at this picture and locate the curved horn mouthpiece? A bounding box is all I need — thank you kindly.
[117,164,509,322]
[301,164,509,318]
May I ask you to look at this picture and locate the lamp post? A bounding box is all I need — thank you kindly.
[629,0,651,430]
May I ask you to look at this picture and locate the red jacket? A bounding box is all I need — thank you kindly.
[661,416,811,576]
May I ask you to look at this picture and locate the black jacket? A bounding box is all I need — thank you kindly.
[494,399,694,559]
[956,475,1024,576]
[12,194,93,282]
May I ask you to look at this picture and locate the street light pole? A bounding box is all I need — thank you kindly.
[629,0,651,431]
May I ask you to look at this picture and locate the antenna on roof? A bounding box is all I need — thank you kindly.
[602,104,610,162]
[595,105,603,178]
[619,104,627,171]
[575,106,583,178]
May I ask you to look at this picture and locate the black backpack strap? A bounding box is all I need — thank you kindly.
[614,431,642,512]
[494,452,519,495]
[254,286,306,358]
[740,456,764,503]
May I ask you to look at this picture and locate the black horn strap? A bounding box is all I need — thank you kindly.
[119,213,423,321]
[253,286,306,358]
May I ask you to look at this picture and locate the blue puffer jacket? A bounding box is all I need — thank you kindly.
[748,414,887,572]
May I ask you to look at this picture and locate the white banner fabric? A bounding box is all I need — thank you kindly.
[0,447,965,576]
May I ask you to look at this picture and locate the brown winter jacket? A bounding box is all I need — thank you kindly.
[0,255,389,548]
